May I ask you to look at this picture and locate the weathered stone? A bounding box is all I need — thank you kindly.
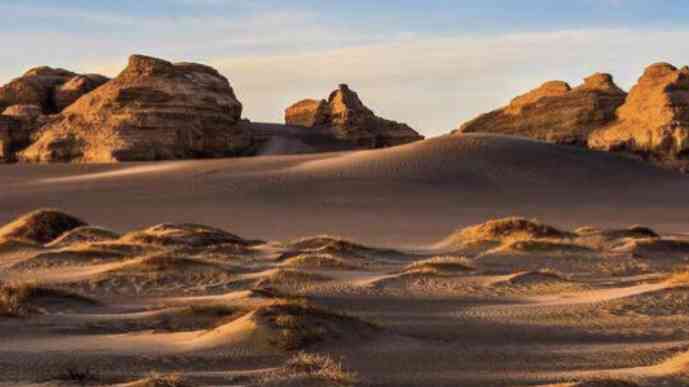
[19,55,250,162]
[589,63,689,165]
[53,74,109,112]
[285,84,423,148]
[0,67,108,114]
[0,115,21,161]
[285,99,330,127]
[0,104,49,159]
[457,74,627,146]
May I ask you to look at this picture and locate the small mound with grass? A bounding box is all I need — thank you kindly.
[402,256,474,275]
[502,240,594,254]
[119,223,250,248]
[256,352,358,386]
[46,226,120,248]
[280,254,362,270]
[256,269,333,290]
[287,235,403,259]
[0,283,97,317]
[577,225,659,241]
[12,245,128,270]
[503,270,570,286]
[114,253,229,274]
[251,300,377,351]
[573,379,640,387]
[122,374,189,387]
[615,238,689,260]
[0,209,87,244]
[441,217,573,247]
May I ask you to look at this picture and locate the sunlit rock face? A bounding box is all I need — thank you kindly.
[457,73,627,146]
[19,55,251,162]
[285,84,424,148]
[589,63,689,169]
[0,66,108,114]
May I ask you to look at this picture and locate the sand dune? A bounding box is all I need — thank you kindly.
[2,133,689,247]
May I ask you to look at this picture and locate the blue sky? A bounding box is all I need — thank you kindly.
[2,0,689,135]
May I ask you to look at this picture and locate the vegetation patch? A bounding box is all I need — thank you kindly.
[0,209,87,244]
[252,300,377,351]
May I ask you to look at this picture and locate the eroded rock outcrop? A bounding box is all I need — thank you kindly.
[589,63,689,167]
[0,67,108,114]
[0,104,48,159]
[54,74,110,112]
[19,55,250,162]
[457,73,627,145]
[285,84,423,148]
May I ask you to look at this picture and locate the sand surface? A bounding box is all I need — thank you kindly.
[2,133,689,247]
[3,134,689,386]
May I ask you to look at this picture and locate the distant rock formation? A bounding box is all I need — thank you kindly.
[589,63,689,169]
[457,73,627,145]
[285,84,423,148]
[19,55,251,162]
[0,67,108,114]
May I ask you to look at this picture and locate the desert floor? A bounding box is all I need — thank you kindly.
[2,134,689,386]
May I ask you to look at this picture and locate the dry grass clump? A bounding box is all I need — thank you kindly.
[617,238,689,259]
[256,352,358,386]
[0,209,87,244]
[573,379,640,387]
[280,254,362,270]
[0,282,95,317]
[252,300,376,351]
[117,253,227,273]
[503,240,593,254]
[46,226,120,248]
[403,256,474,275]
[126,373,189,387]
[577,225,659,240]
[507,269,569,285]
[442,217,573,247]
[256,269,332,291]
[287,235,401,259]
[119,223,248,248]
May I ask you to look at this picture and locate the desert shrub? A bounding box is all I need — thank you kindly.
[257,352,358,386]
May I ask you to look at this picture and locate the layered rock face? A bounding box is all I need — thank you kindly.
[0,67,109,161]
[457,73,627,145]
[285,84,423,148]
[589,63,689,166]
[0,105,49,160]
[0,115,20,160]
[0,67,108,114]
[19,55,250,162]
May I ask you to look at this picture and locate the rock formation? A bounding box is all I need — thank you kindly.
[285,84,423,148]
[0,67,108,114]
[0,115,20,160]
[457,73,627,145]
[0,104,49,160]
[589,63,689,168]
[19,55,250,162]
[54,73,110,112]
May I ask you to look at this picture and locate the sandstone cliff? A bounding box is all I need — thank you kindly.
[285,84,423,148]
[589,63,689,169]
[457,73,627,145]
[19,55,250,162]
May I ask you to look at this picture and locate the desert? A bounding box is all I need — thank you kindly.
[5,2,689,386]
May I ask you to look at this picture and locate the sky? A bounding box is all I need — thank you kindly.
[2,0,689,136]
